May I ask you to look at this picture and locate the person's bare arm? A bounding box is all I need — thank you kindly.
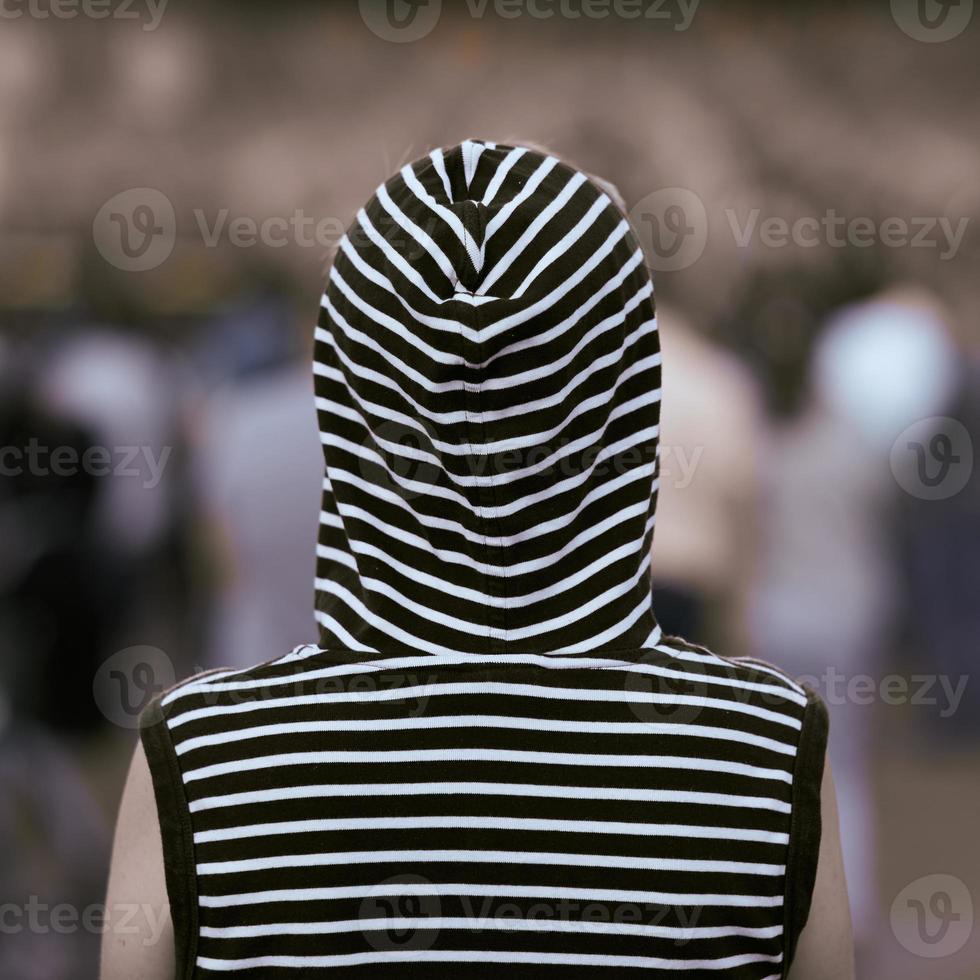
[789,756,855,980]
[100,741,174,980]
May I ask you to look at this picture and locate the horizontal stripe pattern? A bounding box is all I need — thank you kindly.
[156,637,808,978]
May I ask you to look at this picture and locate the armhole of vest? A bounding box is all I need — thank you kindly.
[140,695,198,980]
[781,686,829,978]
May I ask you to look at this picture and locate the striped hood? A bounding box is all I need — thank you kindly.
[314,139,661,655]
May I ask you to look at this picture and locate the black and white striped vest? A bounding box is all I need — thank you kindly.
[143,140,827,979]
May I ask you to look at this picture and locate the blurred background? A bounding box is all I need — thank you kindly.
[1,1,978,976]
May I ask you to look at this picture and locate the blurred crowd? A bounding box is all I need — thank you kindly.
[2,3,979,978]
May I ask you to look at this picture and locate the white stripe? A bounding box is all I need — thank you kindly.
[182,747,791,785]
[728,657,807,697]
[481,146,526,204]
[428,147,452,198]
[478,171,588,295]
[159,669,240,708]
[375,181,457,285]
[174,714,795,758]
[461,138,486,189]
[353,207,441,304]
[188,781,791,815]
[513,193,613,300]
[169,680,802,731]
[198,880,784,909]
[399,162,467,243]
[194,815,788,845]
[484,155,559,241]
[197,950,782,972]
[201,916,783,941]
[197,849,784,877]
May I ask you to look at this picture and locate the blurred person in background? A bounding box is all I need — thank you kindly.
[33,323,181,648]
[0,349,112,980]
[0,367,112,732]
[652,303,764,656]
[750,286,959,965]
[190,279,322,669]
[894,319,980,741]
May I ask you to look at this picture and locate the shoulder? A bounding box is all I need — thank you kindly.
[141,644,324,732]
[652,633,830,776]
[654,633,819,712]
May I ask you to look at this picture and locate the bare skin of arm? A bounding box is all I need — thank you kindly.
[100,741,174,980]
[789,756,856,980]
[102,746,854,980]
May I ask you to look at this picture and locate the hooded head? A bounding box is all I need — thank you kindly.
[314,139,661,655]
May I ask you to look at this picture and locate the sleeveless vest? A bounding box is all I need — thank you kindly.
[142,140,827,979]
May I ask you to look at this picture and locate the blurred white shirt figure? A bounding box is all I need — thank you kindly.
[653,306,764,655]
[195,364,322,669]
[750,288,957,950]
[35,329,176,556]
